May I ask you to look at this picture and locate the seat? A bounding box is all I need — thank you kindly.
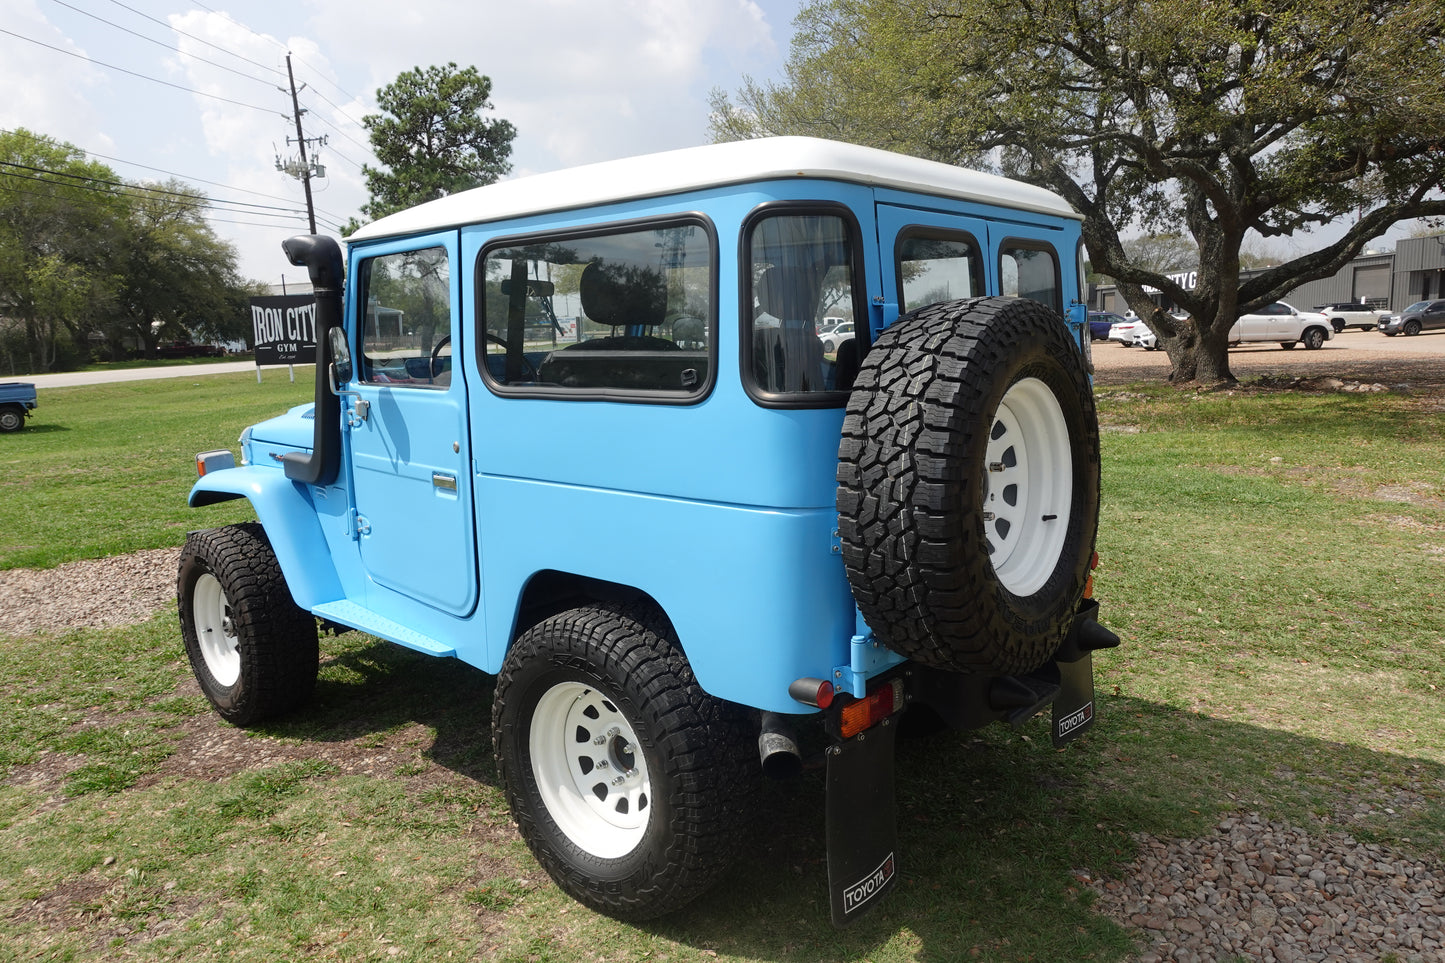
[539,261,701,390]
[752,267,827,393]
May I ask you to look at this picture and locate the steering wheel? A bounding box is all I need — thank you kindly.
[430,335,452,380]
[486,334,539,381]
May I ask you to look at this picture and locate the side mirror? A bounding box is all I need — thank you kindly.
[329,326,353,383]
[326,327,368,425]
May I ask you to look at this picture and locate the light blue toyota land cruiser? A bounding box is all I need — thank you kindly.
[180,136,1116,925]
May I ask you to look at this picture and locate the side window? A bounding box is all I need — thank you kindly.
[896,231,983,313]
[479,220,713,398]
[1000,241,1061,314]
[358,247,452,388]
[745,210,864,402]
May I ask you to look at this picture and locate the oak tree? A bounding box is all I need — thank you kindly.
[712,0,1445,384]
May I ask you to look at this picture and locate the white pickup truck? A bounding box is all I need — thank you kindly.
[1230,302,1334,350]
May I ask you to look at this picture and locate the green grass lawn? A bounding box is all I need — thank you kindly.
[0,371,312,568]
[0,375,1442,961]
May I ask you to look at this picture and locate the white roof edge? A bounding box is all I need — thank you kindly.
[346,137,1080,243]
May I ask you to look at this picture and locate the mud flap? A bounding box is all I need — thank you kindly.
[825,720,899,926]
[1051,651,1095,748]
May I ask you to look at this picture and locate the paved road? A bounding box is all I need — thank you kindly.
[19,361,308,389]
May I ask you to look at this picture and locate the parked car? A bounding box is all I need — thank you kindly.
[0,382,38,432]
[155,341,227,358]
[1319,301,1388,333]
[1378,299,1445,336]
[1107,316,1153,346]
[179,136,1114,926]
[1089,311,1128,340]
[1230,302,1333,350]
[821,321,855,353]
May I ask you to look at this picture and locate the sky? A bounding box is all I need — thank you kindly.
[1,0,801,286]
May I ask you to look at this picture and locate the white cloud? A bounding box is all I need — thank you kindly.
[0,0,112,152]
[304,0,776,168]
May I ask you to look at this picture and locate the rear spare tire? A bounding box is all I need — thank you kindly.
[837,296,1100,675]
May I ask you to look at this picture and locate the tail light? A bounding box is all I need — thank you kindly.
[838,678,904,738]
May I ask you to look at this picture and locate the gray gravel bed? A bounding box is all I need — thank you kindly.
[0,548,180,637]
[1090,813,1445,962]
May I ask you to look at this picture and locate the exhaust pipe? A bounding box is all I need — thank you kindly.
[758,711,802,780]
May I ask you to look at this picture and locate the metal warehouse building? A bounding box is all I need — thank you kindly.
[1090,233,1445,315]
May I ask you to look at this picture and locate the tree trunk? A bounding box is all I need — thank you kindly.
[1163,313,1235,386]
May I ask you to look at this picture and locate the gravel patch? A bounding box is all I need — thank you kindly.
[0,548,179,637]
[1090,813,1445,963]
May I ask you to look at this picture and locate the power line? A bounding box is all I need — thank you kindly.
[185,0,287,54]
[0,159,308,216]
[100,0,285,79]
[0,126,350,223]
[0,27,286,117]
[289,55,373,125]
[0,166,312,229]
[296,91,379,162]
[44,0,279,90]
[162,5,379,126]
[0,180,312,232]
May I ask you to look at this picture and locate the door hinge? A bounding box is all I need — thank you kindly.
[350,510,371,539]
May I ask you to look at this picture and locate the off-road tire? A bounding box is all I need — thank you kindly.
[0,405,24,432]
[837,296,1100,675]
[177,523,318,725]
[492,602,754,921]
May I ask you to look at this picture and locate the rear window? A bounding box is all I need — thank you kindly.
[999,241,1061,314]
[743,206,866,405]
[896,230,984,314]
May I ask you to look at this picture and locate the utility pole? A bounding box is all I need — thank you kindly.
[277,53,326,234]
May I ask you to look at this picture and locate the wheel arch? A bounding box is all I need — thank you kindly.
[507,568,675,653]
[187,466,342,609]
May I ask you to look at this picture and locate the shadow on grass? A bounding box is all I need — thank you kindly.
[255,634,500,787]
[235,638,1445,962]
[6,422,69,435]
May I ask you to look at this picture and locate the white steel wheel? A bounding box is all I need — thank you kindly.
[529,680,651,859]
[984,376,1074,597]
[191,572,241,687]
[177,523,319,726]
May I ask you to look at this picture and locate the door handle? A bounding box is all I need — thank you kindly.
[432,472,457,492]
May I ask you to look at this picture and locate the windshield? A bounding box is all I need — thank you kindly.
[1403,302,1429,314]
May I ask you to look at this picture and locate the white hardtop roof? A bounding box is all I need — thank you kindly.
[346,136,1080,243]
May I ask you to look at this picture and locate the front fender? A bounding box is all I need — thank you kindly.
[188,466,342,610]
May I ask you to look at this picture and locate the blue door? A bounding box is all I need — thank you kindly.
[346,233,479,617]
